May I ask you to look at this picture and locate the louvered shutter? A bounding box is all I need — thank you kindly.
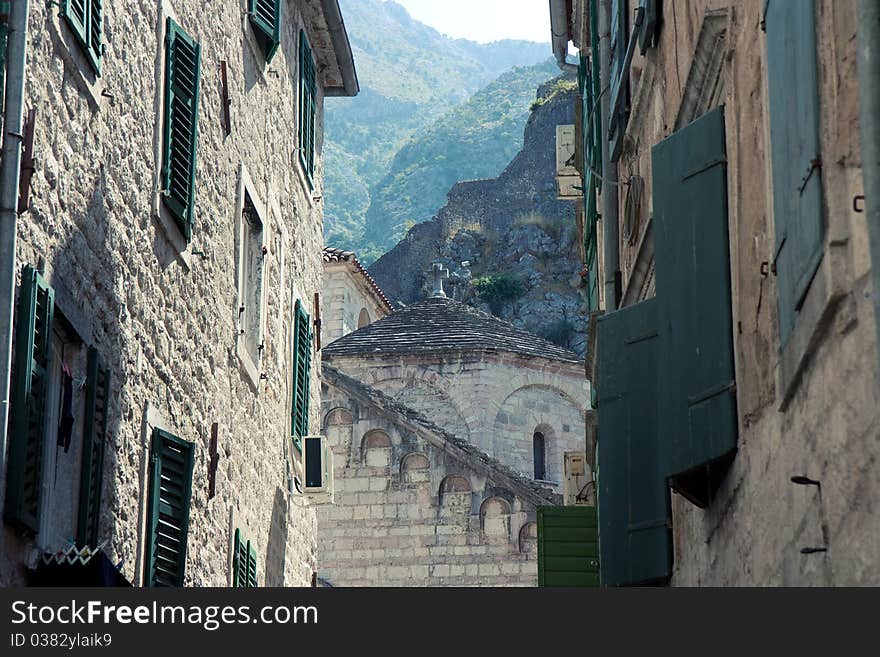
[62,0,88,49]
[765,0,824,345]
[233,529,258,587]
[608,0,629,161]
[249,0,280,63]
[145,428,195,587]
[653,106,737,507]
[291,300,312,451]
[596,299,671,586]
[76,347,110,547]
[298,31,317,183]
[537,506,600,587]
[4,265,54,533]
[162,18,201,241]
[61,0,102,75]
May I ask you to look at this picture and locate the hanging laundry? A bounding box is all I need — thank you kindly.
[57,366,75,453]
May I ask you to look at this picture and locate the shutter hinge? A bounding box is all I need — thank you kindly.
[760,261,776,277]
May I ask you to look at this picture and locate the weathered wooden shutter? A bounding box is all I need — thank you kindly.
[233,529,258,587]
[607,0,629,161]
[653,106,737,507]
[76,347,110,547]
[249,0,280,63]
[298,31,317,183]
[162,17,201,241]
[596,299,671,586]
[61,0,102,74]
[4,265,54,533]
[62,0,88,49]
[291,299,312,451]
[537,506,600,587]
[765,0,823,345]
[145,428,195,587]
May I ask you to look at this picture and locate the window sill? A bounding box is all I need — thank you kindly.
[236,340,262,394]
[293,152,319,210]
[151,195,192,270]
[775,238,851,412]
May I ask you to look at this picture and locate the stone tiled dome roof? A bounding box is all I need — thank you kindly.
[323,296,581,363]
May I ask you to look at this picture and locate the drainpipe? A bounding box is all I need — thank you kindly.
[0,0,30,504]
[549,0,578,73]
[857,0,880,375]
[598,0,619,310]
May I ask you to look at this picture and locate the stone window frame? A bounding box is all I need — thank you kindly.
[234,164,270,392]
[46,2,108,111]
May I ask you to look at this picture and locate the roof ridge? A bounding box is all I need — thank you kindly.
[322,364,559,506]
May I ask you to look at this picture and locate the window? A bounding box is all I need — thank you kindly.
[533,431,546,480]
[357,308,370,329]
[298,30,317,185]
[290,299,312,452]
[144,428,195,587]
[233,529,258,587]
[61,0,103,75]
[235,181,267,387]
[249,0,280,63]
[161,17,201,242]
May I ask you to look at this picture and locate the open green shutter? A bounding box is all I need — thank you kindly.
[597,299,671,586]
[298,31,316,183]
[62,0,88,50]
[249,0,280,63]
[765,0,823,345]
[291,300,311,451]
[247,541,258,587]
[76,347,110,547]
[162,17,201,241]
[145,428,195,587]
[537,506,600,587]
[61,0,102,75]
[653,106,737,507]
[4,265,54,533]
[233,529,258,587]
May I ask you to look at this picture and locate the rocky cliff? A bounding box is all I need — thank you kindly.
[368,76,588,355]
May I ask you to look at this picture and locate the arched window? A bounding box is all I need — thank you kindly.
[357,308,371,329]
[533,431,546,480]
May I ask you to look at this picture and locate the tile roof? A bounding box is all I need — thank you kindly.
[322,247,393,312]
[322,365,559,506]
[323,296,582,364]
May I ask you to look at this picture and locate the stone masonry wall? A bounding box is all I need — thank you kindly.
[322,262,390,346]
[0,0,339,586]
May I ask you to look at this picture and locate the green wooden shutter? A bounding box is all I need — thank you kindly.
[765,0,823,345]
[298,31,317,184]
[291,300,312,451]
[653,106,737,507]
[61,0,102,75]
[162,17,201,241]
[62,0,88,50]
[144,428,195,587]
[4,265,54,533]
[233,529,258,587]
[608,0,629,161]
[596,299,671,586]
[76,347,110,547]
[537,506,599,587]
[249,0,280,63]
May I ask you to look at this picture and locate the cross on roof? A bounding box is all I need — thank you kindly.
[430,262,449,298]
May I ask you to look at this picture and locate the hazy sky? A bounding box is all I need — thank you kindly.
[392,0,551,44]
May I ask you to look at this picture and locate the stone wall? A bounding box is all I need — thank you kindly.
[325,352,588,489]
[322,261,391,346]
[0,0,345,586]
[612,0,879,585]
[316,369,554,587]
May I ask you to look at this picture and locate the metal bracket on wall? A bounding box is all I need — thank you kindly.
[17,107,36,214]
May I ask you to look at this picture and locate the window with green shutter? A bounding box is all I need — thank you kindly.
[249,0,280,63]
[764,0,824,346]
[232,529,258,587]
[4,265,54,533]
[537,506,600,587]
[291,299,312,452]
[144,428,195,587]
[61,0,103,75]
[607,0,629,162]
[298,30,317,185]
[596,299,671,586]
[161,17,201,242]
[76,347,110,548]
[653,106,737,508]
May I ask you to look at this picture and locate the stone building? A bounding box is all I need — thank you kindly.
[316,261,588,586]
[0,0,357,586]
[321,247,392,346]
[551,0,879,585]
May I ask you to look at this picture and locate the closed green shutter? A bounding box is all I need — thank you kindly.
[653,106,737,507]
[144,428,195,587]
[765,0,823,345]
[298,31,317,184]
[537,506,599,587]
[76,347,110,547]
[291,300,312,451]
[608,0,629,161]
[596,299,671,586]
[249,0,280,63]
[62,0,102,75]
[161,18,201,241]
[4,265,54,533]
[233,529,258,587]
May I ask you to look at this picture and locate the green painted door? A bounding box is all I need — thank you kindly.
[537,506,599,587]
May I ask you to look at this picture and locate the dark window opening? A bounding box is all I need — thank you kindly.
[533,432,546,480]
